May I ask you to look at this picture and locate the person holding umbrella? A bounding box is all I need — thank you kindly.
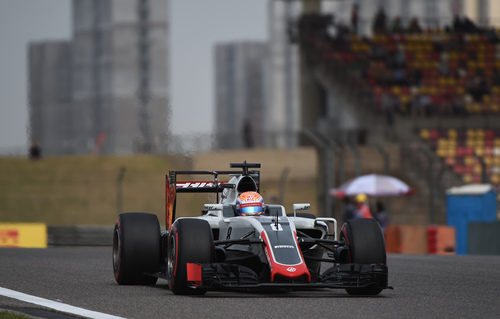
[354,193,373,219]
[342,196,357,223]
[374,200,389,229]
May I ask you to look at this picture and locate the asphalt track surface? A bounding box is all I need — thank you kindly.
[1,247,500,319]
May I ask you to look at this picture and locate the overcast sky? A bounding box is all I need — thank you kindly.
[0,0,267,151]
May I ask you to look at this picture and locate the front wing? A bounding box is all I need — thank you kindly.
[186,262,390,291]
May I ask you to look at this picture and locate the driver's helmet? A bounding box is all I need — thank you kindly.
[236,191,264,216]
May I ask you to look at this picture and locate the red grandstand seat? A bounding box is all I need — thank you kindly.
[445,157,456,167]
[429,129,439,140]
[485,129,495,140]
[472,174,482,183]
[457,146,466,157]
[454,164,465,175]
[465,147,474,156]
[484,146,493,156]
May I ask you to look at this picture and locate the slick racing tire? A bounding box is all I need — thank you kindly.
[168,219,213,295]
[113,213,161,285]
[341,218,386,296]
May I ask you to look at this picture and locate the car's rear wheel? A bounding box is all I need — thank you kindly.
[113,213,161,285]
[340,218,386,295]
[168,219,213,295]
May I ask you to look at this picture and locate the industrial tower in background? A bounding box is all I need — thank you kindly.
[214,42,268,149]
[29,0,169,155]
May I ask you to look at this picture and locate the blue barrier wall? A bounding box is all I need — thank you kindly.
[446,188,497,255]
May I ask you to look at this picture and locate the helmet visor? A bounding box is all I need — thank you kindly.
[238,202,263,216]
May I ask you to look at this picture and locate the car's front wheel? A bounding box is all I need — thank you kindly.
[168,218,213,295]
[340,218,386,295]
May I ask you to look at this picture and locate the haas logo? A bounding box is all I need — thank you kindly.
[286,267,296,272]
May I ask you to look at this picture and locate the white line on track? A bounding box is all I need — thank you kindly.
[0,287,126,319]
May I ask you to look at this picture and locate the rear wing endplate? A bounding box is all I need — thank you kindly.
[165,162,261,229]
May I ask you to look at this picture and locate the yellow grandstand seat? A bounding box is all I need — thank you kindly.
[492,175,500,184]
[463,174,473,183]
[420,129,430,140]
[448,129,458,139]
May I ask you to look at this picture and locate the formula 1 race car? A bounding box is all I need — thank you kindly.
[112,162,390,295]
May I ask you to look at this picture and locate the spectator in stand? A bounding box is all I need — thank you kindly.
[409,88,431,117]
[462,16,480,33]
[326,14,338,39]
[381,93,400,127]
[453,15,482,34]
[391,16,404,33]
[326,14,350,42]
[408,86,418,115]
[351,3,359,35]
[381,93,393,126]
[372,43,388,62]
[492,70,500,86]
[467,76,489,102]
[486,28,499,43]
[336,22,351,40]
[354,193,373,219]
[419,93,432,116]
[408,17,422,33]
[453,14,465,33]
[372,7,387,34]
[437,55,450,76]
[452,95,467,116]
[394,45,406,68]
[393,68,408,86]
[374,201,389,230]
[342,197,357,223]
[409,69,423,86]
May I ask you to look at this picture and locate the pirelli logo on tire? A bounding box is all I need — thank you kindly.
[0,223,47,248]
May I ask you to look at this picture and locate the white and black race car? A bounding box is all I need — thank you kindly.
[112,162,390,295]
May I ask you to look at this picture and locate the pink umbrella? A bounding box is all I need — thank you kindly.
[331,174,414,197]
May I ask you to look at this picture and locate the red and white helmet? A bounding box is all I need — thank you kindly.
[236,191,264,216]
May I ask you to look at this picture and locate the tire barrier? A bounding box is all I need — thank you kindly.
[384,225,428,254]
[427,226,456,254]
[384,225,456,254]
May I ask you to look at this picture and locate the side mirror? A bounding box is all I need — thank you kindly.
[204,204,223,211]
[292,203,311,218]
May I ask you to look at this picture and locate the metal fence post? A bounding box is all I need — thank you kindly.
[347,141,361,177]
[117,167,126,214]
[303,130,334,218]
[421,147,435,224]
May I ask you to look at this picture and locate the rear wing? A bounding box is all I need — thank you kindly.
[165,162,261,229]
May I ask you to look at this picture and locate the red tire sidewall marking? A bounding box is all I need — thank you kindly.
[114,218,122,280]
[342,225,352,263]
[169,226,178,289]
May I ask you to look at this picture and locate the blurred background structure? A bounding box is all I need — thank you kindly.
[29,0,169,155]
[2,0,500,253]
[214,41,267,149]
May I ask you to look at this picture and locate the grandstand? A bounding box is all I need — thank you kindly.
[297,11,500,222]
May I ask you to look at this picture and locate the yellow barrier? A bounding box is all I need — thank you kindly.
[0,223,47,248]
